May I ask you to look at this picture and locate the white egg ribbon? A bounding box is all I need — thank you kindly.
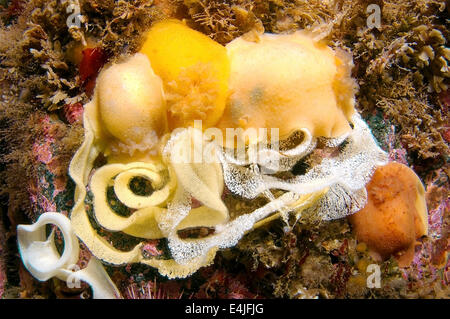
[17,212,121,299]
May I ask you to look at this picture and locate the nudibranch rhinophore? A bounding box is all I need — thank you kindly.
[18,19,428,296]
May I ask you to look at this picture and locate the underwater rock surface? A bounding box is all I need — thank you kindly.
[0,0,448,299]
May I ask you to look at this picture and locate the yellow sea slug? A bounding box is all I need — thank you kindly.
[216,31,357,144]
[140,19,230,130]
[96,53,167,155]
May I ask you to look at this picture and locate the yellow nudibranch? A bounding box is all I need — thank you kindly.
[216,31,357,142]
[97,54,167,149]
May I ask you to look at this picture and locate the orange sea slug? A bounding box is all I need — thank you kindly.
[348,162,428,267]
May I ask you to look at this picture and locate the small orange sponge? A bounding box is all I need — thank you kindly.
[348,162,428,267]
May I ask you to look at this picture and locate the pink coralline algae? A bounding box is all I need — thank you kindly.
[194,269,256,299]
[29,115,72,219]
[31,116,56,167]
[31,193,57,215]
[439,89,450,143]
[63,103,84,124]
[32,141,53,165]
[401,170,449,287]
[428,197,448,240]
[141,241,163,258]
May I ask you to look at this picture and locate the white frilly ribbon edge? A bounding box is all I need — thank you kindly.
[17,212,121,299]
